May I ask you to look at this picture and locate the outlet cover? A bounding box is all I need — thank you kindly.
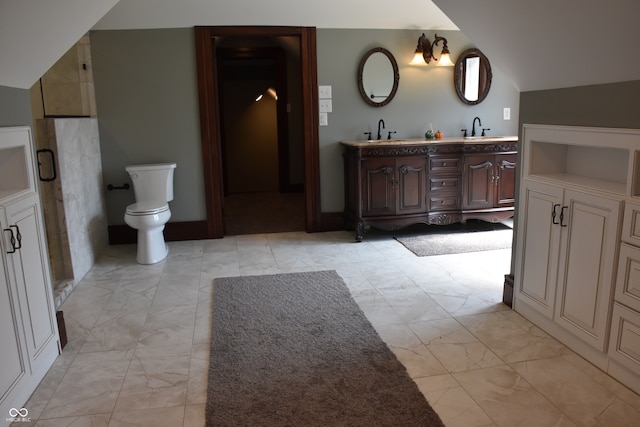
[503,107,511,120]
[319,99,332,113]
[318,85,332,99]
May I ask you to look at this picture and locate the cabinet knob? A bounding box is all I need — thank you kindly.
[442,162,447,166]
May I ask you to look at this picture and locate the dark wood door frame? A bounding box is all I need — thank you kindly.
[194,26,320,238]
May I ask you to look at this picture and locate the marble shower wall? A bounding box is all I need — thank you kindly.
[38,118,108,301]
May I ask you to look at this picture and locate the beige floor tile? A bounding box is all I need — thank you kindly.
[511,356,640,426]
[453,365,578,427]
[41,350,134,419]
[34,413,111,427]
[114,355,190,412]
[183,404,205,427]
[20,232,640,426]
[108,406,184,427]
[415,374,495,427]
[457,311,571,363]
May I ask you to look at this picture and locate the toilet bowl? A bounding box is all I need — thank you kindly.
[124,202,171,264]
[124,163,176,264]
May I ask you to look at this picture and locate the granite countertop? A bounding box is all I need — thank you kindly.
[340,136,518,147]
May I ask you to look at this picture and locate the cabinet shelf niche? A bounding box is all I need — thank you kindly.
[0,136,34,200]
[528,141,628,195]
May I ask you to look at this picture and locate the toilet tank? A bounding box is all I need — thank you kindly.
[125,163,176,203]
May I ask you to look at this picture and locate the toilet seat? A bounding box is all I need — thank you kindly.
[126,201,169,216]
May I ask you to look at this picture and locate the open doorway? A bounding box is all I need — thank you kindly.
[217,47,305,235]
[194,26,320,239]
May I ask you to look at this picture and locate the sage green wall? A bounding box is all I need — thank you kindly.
[90,27,520,224]
[0,86,32,127]
[317,29,519,211]
[91,28,205,225]
[519,81,640,130]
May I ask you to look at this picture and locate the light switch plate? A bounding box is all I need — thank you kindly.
[503,107,511,120]
[319,99,332,113]
[318,85,332,99]
[319,112,328,126]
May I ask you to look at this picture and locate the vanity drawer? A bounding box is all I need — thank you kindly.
[429,156,462,173]
[609,302,640,375]
[615,243,640,312]
[622,202,640,247]
[428,195,462,211]
[428,175,461,192]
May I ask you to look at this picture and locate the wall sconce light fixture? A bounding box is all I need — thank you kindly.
[255,87,278,102]
[409,33,454,66]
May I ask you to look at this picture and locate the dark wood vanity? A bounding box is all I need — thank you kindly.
[342,137,517,241]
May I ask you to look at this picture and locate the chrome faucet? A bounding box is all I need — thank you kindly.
[377,119,385,140]
[472,117,482,137]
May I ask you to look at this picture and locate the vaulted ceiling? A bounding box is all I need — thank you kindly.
[1,0,639,92]
[434,0,640,92]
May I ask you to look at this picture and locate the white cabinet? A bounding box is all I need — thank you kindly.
[609,202,640,390]
[515,124,640,394]
[0,127,59,419]
[517,179,621,352]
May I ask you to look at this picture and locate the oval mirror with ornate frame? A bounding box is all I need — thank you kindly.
[357,47,399,107]
[454,48,492,105]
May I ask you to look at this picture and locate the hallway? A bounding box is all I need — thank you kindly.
[223,191,305,235]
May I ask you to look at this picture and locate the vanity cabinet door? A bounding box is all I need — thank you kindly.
[361,158,395,217]
[463,154,494,210]
[495,154,517,207]
[361,157,426,217]
[396,157,426,214]
[463,153,517,210]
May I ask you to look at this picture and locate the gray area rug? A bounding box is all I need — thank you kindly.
[395,221,513,256]
[207,270,444,427]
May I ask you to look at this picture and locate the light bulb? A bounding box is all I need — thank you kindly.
[409,51,426,66]
[437,52,454,67]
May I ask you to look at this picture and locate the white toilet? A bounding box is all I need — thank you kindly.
[124,163,177,264]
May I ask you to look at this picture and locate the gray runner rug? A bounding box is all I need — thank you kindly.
[207,270,444,427]
[395,221,513,256]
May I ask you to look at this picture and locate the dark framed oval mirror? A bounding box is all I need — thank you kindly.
[454,48,492,105]
[357,47,399,107]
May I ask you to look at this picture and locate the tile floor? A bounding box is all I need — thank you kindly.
[21,230,640,426]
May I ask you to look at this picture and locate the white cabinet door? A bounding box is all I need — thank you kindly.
[4,194,58,365]
[0,227,29,413]
[554,189,621,351]
[516,180,621,352]
[515,179,563,319]
[609,303,640,378]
